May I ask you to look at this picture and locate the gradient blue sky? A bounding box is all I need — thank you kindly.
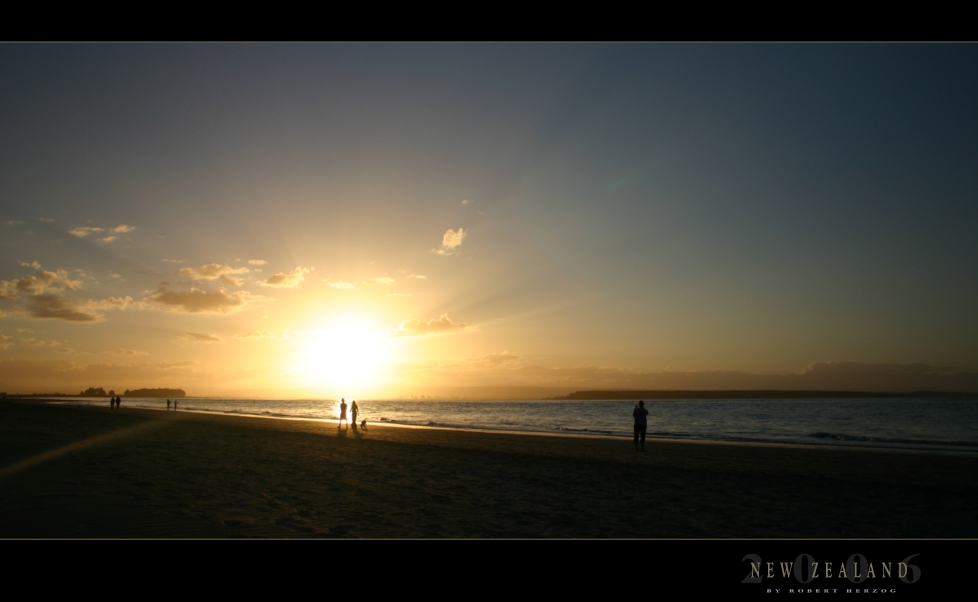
[1,44,975,396]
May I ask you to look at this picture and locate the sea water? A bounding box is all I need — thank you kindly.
[47,396,978,454]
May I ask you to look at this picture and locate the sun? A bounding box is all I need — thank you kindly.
[294,316,390,393]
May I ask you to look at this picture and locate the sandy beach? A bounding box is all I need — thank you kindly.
[0,399,975,538]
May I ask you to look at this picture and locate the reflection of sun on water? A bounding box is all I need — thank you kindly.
[295,318,389,393]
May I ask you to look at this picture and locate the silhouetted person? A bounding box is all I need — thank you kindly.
[173,399,178,411]
[633,400,649,451]
[167,399,171,411]
[116,396,122,409]
[350,400,359,429]
[338,398,348,429]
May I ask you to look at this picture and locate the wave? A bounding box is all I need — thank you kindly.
[808,432,978,448]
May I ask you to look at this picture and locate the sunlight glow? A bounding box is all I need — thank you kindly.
[294,317,389,393]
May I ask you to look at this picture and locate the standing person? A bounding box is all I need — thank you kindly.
[116,396,122,409]
[350,400,359,429]
[338,398,348,429]
[173,399,178,411]
[167,399,171,411]
[633,400,649,451]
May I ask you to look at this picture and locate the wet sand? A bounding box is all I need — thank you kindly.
[0,399,975,538]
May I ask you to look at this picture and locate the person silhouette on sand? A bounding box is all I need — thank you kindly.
[350,400,359,429]
[116,396,122,409]
[173,399,178,411]
[338,398,348,429]
[633,400,649,451]
[167,399,171,411]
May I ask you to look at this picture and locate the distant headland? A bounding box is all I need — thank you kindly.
[123,388,187,398]
[0,387,188,398]
[552,390,978,400]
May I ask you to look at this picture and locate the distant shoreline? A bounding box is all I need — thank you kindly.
[551,389,978,400]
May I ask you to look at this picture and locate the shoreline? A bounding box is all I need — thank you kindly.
[1,399,975,537]
[32,397,978,457]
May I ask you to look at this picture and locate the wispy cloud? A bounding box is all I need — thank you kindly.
[148,283,265,315]
[19,337,60,346]
[67,226,103,237]
[38,217,53,223]
[326,281,355,289]
[259,266,312,289]
[67,224,134,240]
[177,263,250,281]
[248,259,267,265]
[182,332,225,343]
[83,296,141,311]
[433,228,468,255]
[472,351,522,366]
[392,314,475,337]
[102,348,148,356]
[368,276,395,284]
[235,331,275,339]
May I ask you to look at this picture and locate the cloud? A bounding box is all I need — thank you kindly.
[0,281,16,301]
[406,274,428,279]
[472,351,522,366]
[26,294,101,322]
[182,332,225,343]
[461,199,470,205]
[0,265,83,299]
[148,283,264,315]
[19,337,60,346]
[368,276,395,284]
[38,217,53,223]
[259,266,312,289]
[235,331,275,339]
[6,220,24,226]
[220,275,244,287]
[67,226,103,237]
[326,281,355,289]
[248,259,267,265]
[433,228,468,255]
[84,296,141,311]
[20,262,41,270]
[177,263,250,281]
[392,314,475,337]
[102,348,148,356]
[162,259,183,264]
[67,224,133,239]
[388,293,410,297]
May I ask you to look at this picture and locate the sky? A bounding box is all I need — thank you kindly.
[1,44,976,398]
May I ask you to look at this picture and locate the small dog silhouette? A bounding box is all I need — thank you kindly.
[360,419,368,430]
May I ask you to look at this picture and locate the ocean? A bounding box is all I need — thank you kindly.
[46,396,978,454]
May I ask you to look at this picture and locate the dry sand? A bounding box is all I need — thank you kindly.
[0,399,975,538]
